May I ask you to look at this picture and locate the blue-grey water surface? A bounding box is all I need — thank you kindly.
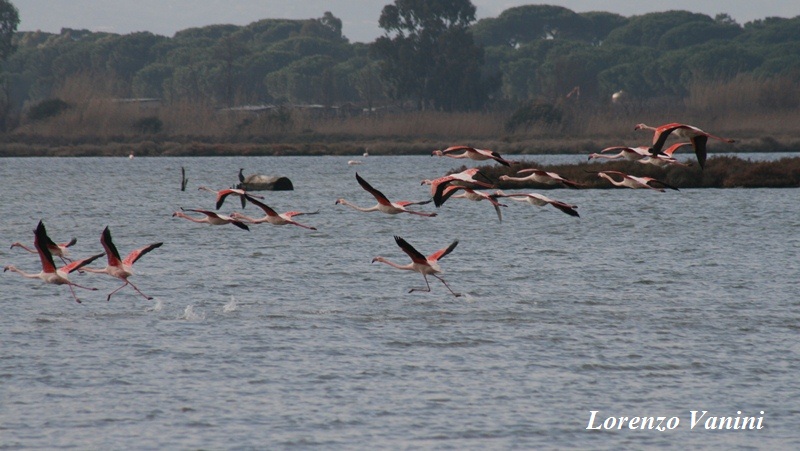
[1,154,798,449]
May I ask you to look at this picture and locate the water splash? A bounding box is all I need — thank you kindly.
[222,296,238,313]
[179,305,205,321]
[146,299,163,312]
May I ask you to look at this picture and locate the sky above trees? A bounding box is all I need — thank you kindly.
[17,0,800,42]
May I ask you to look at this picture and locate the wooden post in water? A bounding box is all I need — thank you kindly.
[181,166,188,191]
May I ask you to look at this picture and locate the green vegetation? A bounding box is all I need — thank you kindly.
[0,1,799,166]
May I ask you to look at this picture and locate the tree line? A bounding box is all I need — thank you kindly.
[2,1,800,126]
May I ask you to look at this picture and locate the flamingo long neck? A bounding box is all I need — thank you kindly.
[79,266,109,275]
[4,266,41,279]
[176,213,208,223]
[10,243,36,253]
[374,258,414,271]
[235,213,264,223]
[340,200,379,212]
[599,174,625,188]
[590,153,621,160]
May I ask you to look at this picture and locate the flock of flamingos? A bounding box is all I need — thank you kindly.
[4,122,734,301]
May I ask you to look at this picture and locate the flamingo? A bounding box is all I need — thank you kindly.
[10,235,77,264]
[591,170,678,192]
[588,146,651,161]
[335,173,437,217]
[432,145,515,166]
[635,122,735,169]
[421,167,495,199]
[3,221,104,303]
[499,168,582,188]
[230,195,318,230]
[197,186,263,209]
[80,227,162,301]
[493,190,580,217]
[433,185,506,221]
[372,235,461,297]
[172,208,250,230]
[636,142,694,167]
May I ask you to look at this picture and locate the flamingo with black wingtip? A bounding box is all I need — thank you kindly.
[172,208,250,230]
[80,226,162,301]
[3,221,104,303]
[197,186,263,209]
[590,170,679,192]
[335,173,436,217]
[432,145,515,166]
[372,235,461,297]
[500,168,583,188]
[635,122,735,169]
[231,195,319,230]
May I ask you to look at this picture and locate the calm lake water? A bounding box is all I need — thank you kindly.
[1,154,798,449]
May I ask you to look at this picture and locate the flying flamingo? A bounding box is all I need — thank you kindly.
[197,186,263,209]
[493,190,580,217]
[637,142,694,167]
[10,235,77,264]
[588,146,651,161]
[335,173,437,217]
[3,221,104,303]
[635,122,735,169]
[499,168,583,188]
[421,167,495,199]
[230,195,318,230]
[172,208,250,230]
[371,235,461,297]
[433,185,506,221]
[80,227,162,301]
[432,145,515,166]
[591,170,678,192]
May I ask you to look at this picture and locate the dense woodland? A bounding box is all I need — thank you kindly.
[1,2,800,155]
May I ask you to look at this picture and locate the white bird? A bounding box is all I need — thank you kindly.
[372,235,461,297]
[3,221,104,303]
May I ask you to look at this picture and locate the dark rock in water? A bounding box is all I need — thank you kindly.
[237,175,293,191]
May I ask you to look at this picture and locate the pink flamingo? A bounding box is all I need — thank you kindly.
[494,190,580,217]
[588,146,651,161]
[172,208,250,230]
[230,195,318,230]
[637,142,694,167]
[635,122,735,169]
[421,167,495,198]
[197,186,263,209]
[372,235,461,297]
[433,185,506,221]
[499,168,582,188]
[10,235,77,264]
[80,226,162,301]
[335,173,436,217]
[3,221,104,303]
[591,170,678,192]
[432,145,515,166]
